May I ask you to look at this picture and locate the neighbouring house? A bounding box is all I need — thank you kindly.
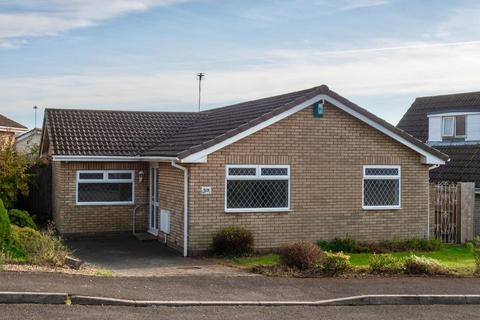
[16,128,42,155]
[397,91,480,234]
[40,85,447,256]
[0,114,28,148]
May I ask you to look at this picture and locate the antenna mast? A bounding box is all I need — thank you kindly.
[33,105,38,129]
[197,73,205,112]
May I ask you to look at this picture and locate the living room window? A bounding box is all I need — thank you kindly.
[362,165,401,209]
[225,165,290,212]
[76,170,134,205]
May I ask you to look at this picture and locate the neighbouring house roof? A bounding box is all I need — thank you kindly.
[42,85,448,164]
[0,114,27,132]
[397,91,480,142]
[397,91,480,187]
[16,128,42,142]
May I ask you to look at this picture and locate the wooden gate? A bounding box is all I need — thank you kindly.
[432,182,460,243]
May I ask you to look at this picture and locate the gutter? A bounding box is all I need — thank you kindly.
[171,161,189,257]
[52,155,177,162]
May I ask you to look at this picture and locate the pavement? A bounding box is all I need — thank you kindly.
[2,272,480,301]
[0,304,478,320]
[66,237,246,277]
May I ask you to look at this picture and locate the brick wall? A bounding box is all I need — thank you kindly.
[158,162,185,252]
[52,161,149,235]
[0,131,15,149]
[187,103,430,254]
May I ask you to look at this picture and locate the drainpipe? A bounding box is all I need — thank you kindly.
[171,161,189,257]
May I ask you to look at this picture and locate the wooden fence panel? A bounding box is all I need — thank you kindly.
[17,163,52,225]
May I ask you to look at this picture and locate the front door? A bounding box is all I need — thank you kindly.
[149,164,159,235]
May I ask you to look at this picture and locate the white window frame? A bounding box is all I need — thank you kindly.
[76,170,135,206]
[362,165,401,210]
[442,116,455,137]
[225,164,290,213]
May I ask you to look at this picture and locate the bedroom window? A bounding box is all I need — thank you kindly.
[76,170,134,205]
[442,115,465,137]
[225,165,290,212]
[362,165,401,209]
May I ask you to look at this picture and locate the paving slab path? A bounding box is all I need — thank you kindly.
[1,272,480,301]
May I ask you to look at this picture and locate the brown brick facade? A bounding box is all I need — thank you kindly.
[0,131,15,149]
[187,103,430,254]
[157,162,185,252]
[52,161,149,235]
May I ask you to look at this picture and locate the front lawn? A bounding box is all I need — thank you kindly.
[229,245,475,275]
[349,246,474,273]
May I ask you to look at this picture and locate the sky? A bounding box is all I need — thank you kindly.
[1,0,480,129]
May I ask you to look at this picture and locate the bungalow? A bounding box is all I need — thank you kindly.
[40,85,448,256]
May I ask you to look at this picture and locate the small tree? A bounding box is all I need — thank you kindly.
[0,146,30,209]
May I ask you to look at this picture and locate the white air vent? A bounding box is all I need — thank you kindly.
[160,209,170,234]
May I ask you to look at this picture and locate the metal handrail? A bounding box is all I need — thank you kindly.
[132,203,148,235]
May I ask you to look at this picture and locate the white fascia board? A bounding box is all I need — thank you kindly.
[180,94,446,165]
[52,155,177,162]
[427,112,480,117]
[0,126,28,134]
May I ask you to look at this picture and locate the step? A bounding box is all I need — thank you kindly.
[133,232,158,242]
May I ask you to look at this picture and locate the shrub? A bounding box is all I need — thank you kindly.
[472,248,480,275]
[0,146,31,209]
[0,199,11,242]
[317,240,331,251]
[8,224,68,266]
[368,254,404,274]
[8,209,37,230]
[320,251,351,275]
[327,238,356,253]
[381,239,443,252]
[280,240,324,270]
[403,255,449,275]
[212,226,254,257]
[318,238,443,254]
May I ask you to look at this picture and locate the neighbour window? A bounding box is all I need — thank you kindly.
[76,170,134,205]
[442,117,454,137]
[362,166,401,209]
[442,115,465,137]
[225,165,290,212]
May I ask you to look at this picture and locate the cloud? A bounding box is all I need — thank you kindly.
[335,0,387,11]
[1,39,479,122]
[0,0,188,45]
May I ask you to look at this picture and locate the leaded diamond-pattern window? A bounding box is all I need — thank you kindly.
[77,170,134,205]
[363,166,400,209]
[226,165,290,212]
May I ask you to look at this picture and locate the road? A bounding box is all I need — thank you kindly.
[0,304,477,320]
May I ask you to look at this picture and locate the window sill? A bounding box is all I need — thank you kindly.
[362,206,402,211]
[76,202,135,206]
[225,208,292,214]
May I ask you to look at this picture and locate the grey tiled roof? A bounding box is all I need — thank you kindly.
[44,85,447,161]
[0,114,27,130]
[44,109,203,156]
[397,91,480,187]
[397,91,480,142]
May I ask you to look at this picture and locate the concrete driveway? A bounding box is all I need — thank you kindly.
[67,237,248,277]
